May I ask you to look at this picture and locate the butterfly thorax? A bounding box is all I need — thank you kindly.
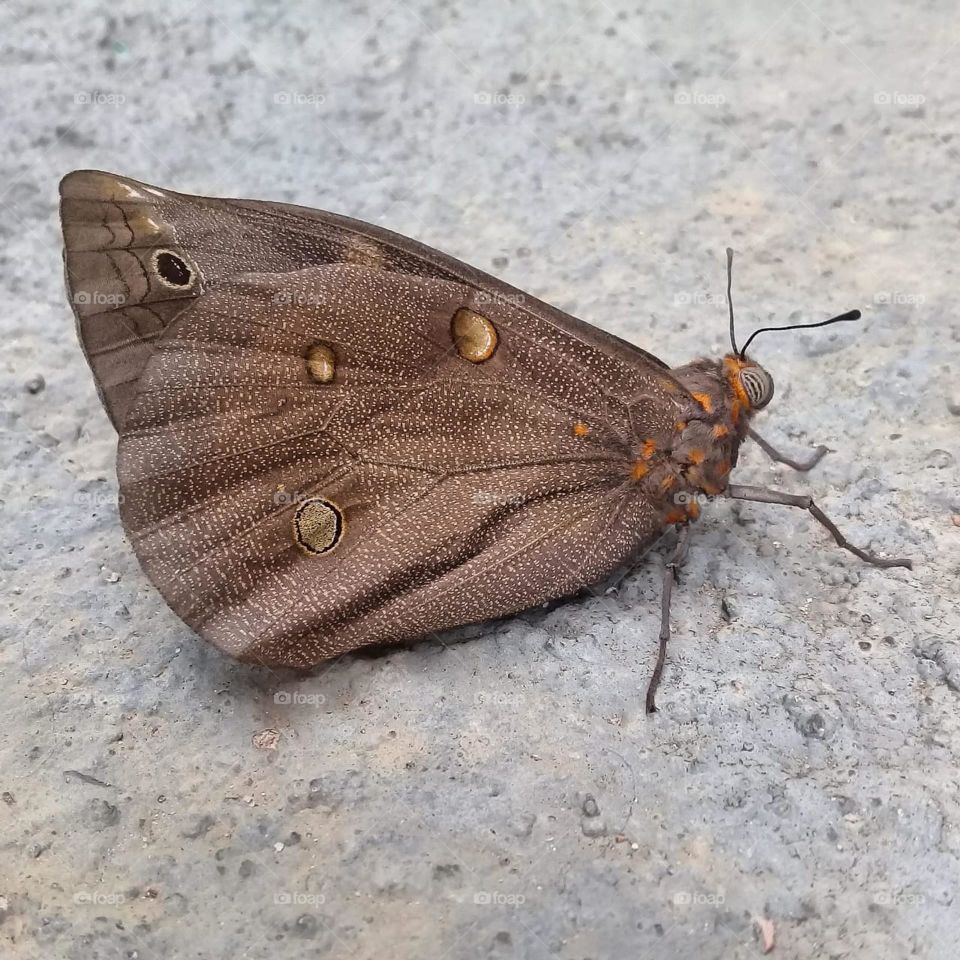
[631,355,767,526]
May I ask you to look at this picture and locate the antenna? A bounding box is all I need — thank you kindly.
[721,246,861,357]
[726,247,738,354]
[739,310,861,358]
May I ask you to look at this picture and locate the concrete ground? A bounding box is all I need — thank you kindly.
[2,0,958,957]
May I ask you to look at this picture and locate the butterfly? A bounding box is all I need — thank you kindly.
[59,171,911,710]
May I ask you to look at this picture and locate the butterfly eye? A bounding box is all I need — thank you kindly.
[740,365,774,409]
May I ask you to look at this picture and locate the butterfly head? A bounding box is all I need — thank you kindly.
[722,354,774,411]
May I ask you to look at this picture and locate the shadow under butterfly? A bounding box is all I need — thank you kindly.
[59,171,912,711]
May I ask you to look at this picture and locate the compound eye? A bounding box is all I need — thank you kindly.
[740,366,774,409]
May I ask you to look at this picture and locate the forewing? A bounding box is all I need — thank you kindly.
[117,265,676,666]
[61,170,675,430]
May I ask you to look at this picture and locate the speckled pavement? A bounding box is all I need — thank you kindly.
[2,1,958,958]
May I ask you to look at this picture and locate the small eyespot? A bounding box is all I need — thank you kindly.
[305,343,336,384]
[740,366,774,409]
[451,308,498,362]
[151,249,196,289]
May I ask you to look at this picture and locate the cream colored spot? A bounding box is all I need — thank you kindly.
[347,236,386,269]
[127,213,175,245]
[101,175,147,201]
[305,343,336,383]
[451,308,498,362]
[293,498,344,555]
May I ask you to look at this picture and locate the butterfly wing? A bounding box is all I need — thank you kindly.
[61,170,671,430]
[116,265,684,666]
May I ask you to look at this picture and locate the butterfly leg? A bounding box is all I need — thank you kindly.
[645,526,691,714]
[748,427,828,472]
[726,484,913,569]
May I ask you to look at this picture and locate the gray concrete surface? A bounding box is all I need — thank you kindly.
[2,1,958,957]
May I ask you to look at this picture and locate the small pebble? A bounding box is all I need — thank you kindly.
[82,798,120,831]
[721,595,740,622]
[581,817,607,838]
[253,729,280,751]
[24,375,45,395]
[582,795,600,817]
[926,449,955,469]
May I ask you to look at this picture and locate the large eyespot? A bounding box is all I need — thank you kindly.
[740,365,774,409]
[150,248,197,290]
[293,497,344,555]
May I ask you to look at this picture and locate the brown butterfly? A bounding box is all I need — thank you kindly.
[59,171,911,711]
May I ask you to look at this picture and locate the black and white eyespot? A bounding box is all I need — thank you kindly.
[150,248,198,290]
[740,365,774,409]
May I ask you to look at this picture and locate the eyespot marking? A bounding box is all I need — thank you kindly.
[305,343,337,384]
[293,497,344,555]
[573,421,590,437]
[151,249,196,289]
[451,308,497,362]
